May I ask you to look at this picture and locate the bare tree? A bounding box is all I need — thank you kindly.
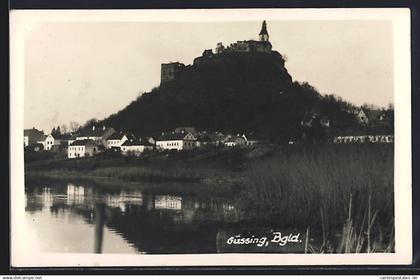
[61,124,68,134]
[69,121,81,133]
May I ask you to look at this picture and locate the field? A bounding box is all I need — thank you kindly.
[25,143,394,253]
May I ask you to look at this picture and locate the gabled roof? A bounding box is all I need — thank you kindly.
[24,128,45,141]
[157,132,196,141]
[121,138,153,146]
[76,126,114,138]
[224,135,246,143]
[198,132,227,142]
[69,139,97,146]
[107,132,126,140]
[50,134,72,140]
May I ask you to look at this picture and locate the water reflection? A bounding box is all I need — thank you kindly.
[25,179,242,254]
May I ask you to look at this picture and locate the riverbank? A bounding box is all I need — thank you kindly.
[25,143,395,253]
[25,145,272,184]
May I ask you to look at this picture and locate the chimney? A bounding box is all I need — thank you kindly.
[92,125,95,131]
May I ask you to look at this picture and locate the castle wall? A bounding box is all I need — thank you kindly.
[161,62,185,83]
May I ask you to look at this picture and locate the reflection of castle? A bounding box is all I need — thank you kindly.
[161,21,276,84]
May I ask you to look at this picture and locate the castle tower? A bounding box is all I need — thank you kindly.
[259,20,269,42]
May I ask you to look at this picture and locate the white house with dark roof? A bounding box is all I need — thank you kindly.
[105,132,128,149]
[156,131,197,151]
[68,139,98,158]
[120,138,154,156]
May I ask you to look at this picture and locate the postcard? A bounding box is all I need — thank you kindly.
[10,8,412,266]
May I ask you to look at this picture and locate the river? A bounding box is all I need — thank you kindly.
[24,177,307,254]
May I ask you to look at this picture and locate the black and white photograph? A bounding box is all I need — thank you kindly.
[10,9,412,266]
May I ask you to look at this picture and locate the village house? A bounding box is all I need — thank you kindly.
[24,128,46,147]
[68,135,77,145]
[197,131,228,147]
[156,131,197,151]
[43,134,71,151]
[244,134,260,146]
[145,137,155,145]
[105,132,128,149]
[75,125,116,146]
[223,134,247,147]
[120,138,154,156]
[43,134,55,151]
[301,112,330,128]
[355,108,392,128]
[355,109,369,126]
[67,139,99,158]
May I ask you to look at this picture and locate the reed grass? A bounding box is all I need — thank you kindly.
[238,144,394,253]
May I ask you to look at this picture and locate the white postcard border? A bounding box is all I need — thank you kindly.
[10,8,412,267]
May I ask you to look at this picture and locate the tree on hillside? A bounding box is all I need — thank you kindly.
[82,118,98,129]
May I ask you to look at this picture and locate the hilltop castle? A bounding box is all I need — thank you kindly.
[161,21,277,84]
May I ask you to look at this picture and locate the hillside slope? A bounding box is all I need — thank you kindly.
[101,51,353,142]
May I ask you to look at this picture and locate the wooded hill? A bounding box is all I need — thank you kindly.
[100,51,357,143]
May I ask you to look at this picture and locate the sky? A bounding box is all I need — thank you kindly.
[24,20,393,133]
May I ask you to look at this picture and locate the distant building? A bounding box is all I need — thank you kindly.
[68,139,98,158]
[161,21,276,80]
[354,108,393,128]
[212,21,272,56]
[355,109,369,126]
[145,137,155,145]
[75,125,116,146]
[194,21,273,66]
[197,131,228,147]
[105,132,128,149]
[156,131,197,151]
[259,20,269,42]
[161,62,185,84]
[301,112,330,128]
[223,134,247,147]
[244,134,260,146]
[43,134,70,151]
[120,138,154,156]
[68,135,77,145]
[24,128,45,147]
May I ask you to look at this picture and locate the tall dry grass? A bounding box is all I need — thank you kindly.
[238,143,394,253]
